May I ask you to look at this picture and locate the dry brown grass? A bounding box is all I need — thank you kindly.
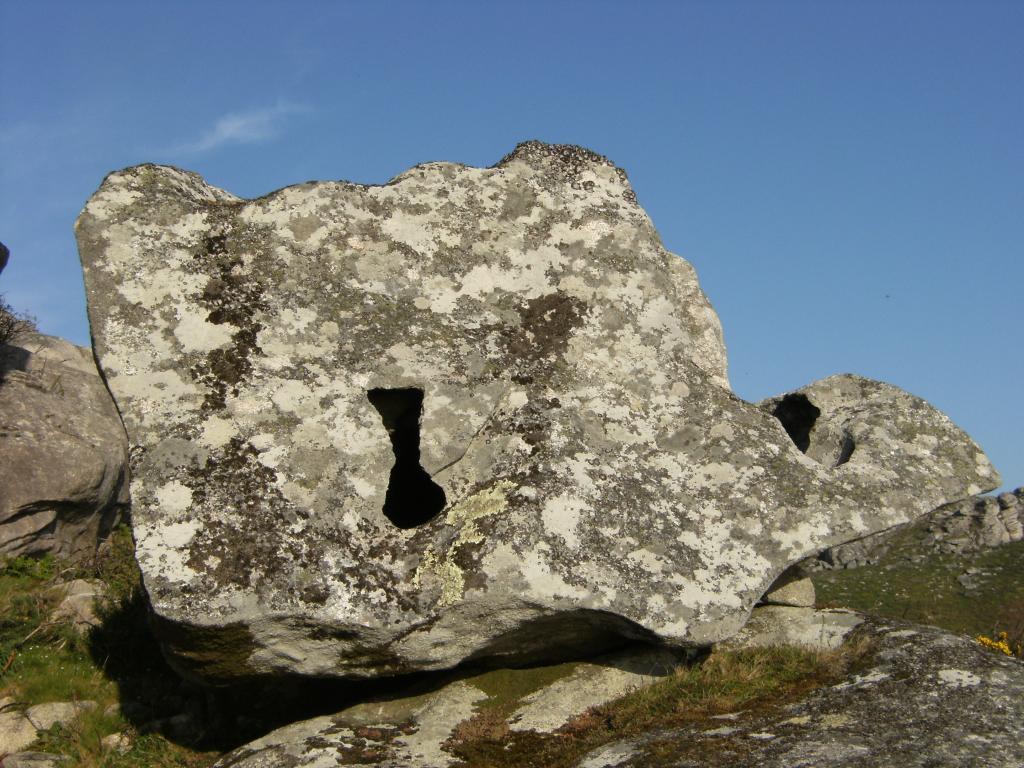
[444,638,872,768]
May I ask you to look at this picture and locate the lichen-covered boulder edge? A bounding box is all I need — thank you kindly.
[75,142,999,684]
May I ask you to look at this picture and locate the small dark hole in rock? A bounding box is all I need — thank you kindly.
[367,388,446,529]
[835,433,856,466]
[771,393,821,454]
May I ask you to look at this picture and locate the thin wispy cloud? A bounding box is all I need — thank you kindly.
[173,102,308,154]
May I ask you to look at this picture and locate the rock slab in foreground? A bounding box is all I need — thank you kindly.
[0,331,128,560]
[76,142,999,683]
[212,644,687,768]
[574,617,1024,768]
[212,616,1024,768]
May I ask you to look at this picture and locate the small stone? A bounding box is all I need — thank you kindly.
[48,579,104,633]
[761,573,816,607]
[101,732,131,753]
[25,700,96,731]
[0,711,38,755]
[1,753,68,768]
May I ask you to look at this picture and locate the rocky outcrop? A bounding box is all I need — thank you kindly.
[76,142,999,685]
[0,331,128,560]
[211,616,1024,767]
[573,618,1024,767]
[801,486,1023,572]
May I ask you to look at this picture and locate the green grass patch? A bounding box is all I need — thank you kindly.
[0,552,96,701]
[0,527,218,767]
[813,538,1024,649]
[465,660,583,712]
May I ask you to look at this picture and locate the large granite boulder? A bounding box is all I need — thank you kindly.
[0,331,128,560]
[75,142,999,684]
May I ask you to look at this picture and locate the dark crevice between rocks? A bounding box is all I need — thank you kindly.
[771,393,821,454]
[367,388,446,529]
[156,610,682,752]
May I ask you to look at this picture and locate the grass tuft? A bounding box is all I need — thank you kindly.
[445,639,871,768]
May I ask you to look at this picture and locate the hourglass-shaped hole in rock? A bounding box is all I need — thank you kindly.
[366,387,447,529]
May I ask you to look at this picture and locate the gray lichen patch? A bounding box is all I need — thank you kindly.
[76,141,999,686]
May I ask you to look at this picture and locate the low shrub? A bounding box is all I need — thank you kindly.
[0,294,36,346]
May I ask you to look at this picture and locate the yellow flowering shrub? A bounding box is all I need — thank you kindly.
[976,631,1023,658]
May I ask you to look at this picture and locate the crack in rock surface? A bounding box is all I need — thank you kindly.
[75,141,999,684]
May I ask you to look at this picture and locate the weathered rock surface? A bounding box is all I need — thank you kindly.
[0,710,40,756]
[212,644,687,768]
[24,700,97,731]
[212,616,1024,768]
[800,486,1024,572]
[758,568,816,607]
[719,606,863,651]
[572,618,1024,767]
[0,331,128,560]
[76,142,999,684]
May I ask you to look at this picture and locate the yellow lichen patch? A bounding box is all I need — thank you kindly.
[446,481,515,543]
[413,547,466,607]
[820,712,853,728]
[413,482,515,607]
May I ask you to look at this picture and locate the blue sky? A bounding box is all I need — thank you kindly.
[1,1,1020,492]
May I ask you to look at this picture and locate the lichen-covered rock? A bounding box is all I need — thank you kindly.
[213,617,1024,768]
[0,331,128,560]
[719,606,863,651]
[76,142,999,684]
[212,644,686,768]
[800,486,1024,572]
[1,753,70,768]
[572,618,1024,767]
